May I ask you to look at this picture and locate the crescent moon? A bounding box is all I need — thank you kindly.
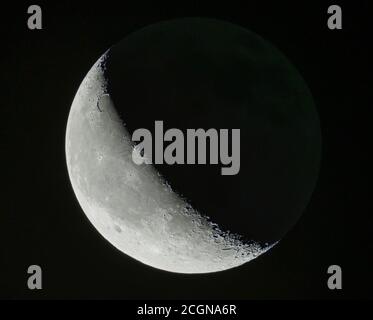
[65,52,272,274]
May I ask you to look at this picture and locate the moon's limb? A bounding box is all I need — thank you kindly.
[65,52,272,274]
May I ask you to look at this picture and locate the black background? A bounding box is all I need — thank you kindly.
[1,1,372,299]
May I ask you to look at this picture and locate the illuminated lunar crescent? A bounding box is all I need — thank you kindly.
[65,52,272,274]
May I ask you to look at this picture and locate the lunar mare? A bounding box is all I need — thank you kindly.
[65,52,272,274]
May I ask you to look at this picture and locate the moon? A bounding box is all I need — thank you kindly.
[66,18,320,274]
[66,53,272,273]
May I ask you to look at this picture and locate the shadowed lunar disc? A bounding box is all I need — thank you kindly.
[65,18,321,274]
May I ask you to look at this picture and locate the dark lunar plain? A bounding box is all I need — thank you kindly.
[1,1,372,299]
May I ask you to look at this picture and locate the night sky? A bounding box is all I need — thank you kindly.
[1,1,371,299]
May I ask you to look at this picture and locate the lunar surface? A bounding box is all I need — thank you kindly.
[66,18,321,274]
[66,53,272,274]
